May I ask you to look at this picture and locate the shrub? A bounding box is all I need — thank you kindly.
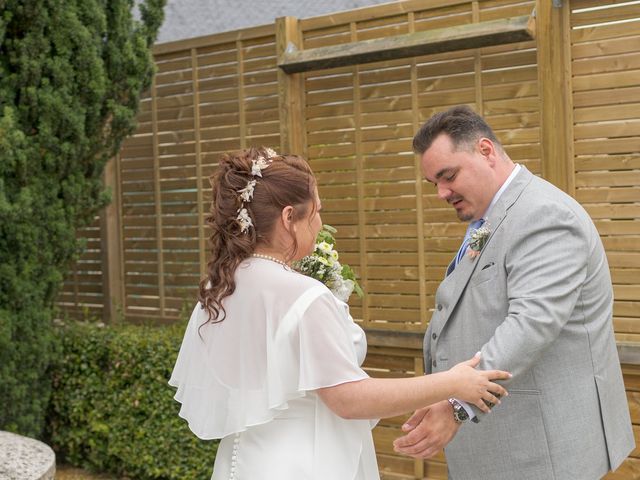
[0,0,165,436]
[48,321,218,479]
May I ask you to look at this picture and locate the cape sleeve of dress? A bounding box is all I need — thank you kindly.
[168,283,370,440]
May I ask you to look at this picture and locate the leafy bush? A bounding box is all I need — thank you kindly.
[48,321,217,479]
[0,0,165,436]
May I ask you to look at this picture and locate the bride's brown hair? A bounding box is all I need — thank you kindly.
[198,147,316,323]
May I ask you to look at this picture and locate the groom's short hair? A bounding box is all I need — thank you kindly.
[413,105,502,155]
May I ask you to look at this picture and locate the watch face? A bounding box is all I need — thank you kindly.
[454,404,469,422]
[449,398,469,423]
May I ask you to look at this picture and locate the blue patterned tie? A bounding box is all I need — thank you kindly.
[448,219,485,275]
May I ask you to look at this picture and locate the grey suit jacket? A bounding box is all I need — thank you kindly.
[424,166,634,480]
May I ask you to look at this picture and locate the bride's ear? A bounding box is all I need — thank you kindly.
[281,206,295,232]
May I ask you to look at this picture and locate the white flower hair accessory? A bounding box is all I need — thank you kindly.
[235,148,279,233]
[236,208,253,233]
[238,179,257,202]
[467,223,491,259]
[251,157,270,177]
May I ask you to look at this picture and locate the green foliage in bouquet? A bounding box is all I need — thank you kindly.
[48,321,217,479]
[0,0,165,436]
[295,225,364,302]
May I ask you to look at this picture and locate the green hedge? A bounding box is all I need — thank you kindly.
[48,321,218,479]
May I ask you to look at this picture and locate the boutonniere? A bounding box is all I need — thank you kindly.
[467,223,491,259]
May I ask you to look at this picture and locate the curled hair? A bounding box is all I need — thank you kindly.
[198,147,316,323]
[412,105,502,155]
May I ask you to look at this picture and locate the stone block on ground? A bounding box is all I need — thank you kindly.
[0,430,55,480]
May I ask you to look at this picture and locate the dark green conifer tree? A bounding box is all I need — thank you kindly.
[0,0,165,436]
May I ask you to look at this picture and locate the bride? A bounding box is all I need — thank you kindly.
[169,147,510,480]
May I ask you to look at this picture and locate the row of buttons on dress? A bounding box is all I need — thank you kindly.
[229,433,240,480]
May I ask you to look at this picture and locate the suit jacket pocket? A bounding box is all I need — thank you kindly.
[446,388,553,479]
[470,262,497,286]
[508,388,541,395]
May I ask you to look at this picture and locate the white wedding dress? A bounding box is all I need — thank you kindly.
[169,257,380,480]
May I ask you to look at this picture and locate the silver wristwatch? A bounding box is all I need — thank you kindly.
[448,398,469,423]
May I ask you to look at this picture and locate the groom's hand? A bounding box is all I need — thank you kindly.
[393,400,460,459]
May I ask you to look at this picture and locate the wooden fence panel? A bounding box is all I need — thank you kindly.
[571,1,640,346]
[108,28,281,323]
[303,0,538,341]
[57,216,104,320]
[572,3,640,477]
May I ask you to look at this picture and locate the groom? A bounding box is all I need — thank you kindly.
[394,105,634,479]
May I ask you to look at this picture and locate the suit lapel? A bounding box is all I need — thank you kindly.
[440,166,534,327]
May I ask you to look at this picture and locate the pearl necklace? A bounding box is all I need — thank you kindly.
[251,253,289,268]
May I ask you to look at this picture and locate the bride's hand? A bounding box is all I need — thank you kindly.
[448,353,511,413]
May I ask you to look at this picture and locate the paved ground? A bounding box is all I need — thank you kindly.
[56,465,120,480]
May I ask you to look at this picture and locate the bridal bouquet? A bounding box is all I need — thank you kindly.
[294,225,364,303]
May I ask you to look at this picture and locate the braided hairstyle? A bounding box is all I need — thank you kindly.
[198,147,316,323]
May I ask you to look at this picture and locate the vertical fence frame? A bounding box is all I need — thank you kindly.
[537,0,575,195]
[100,154,124,323]
[276,16,306,155]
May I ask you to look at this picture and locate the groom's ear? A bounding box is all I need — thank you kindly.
[478,137,497,164]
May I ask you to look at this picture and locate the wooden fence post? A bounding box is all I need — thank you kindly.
[276,16,306,156]
[536,0,575,196]
[100,155,124,323]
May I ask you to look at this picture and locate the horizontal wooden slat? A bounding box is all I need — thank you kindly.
[300,0,470,32]
[573,69,640,92]
[153,24,275,55]
[575,103,640,123]
[575,154,640,171]
[281,15,535,73]
[572,3,640,28]
[576,171,640,187]
[572,16,640,44]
